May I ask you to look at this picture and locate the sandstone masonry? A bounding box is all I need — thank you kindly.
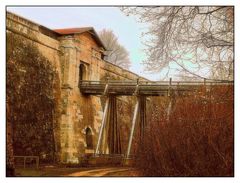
[6,12,146,164]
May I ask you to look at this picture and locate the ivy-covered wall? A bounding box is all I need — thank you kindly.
[7,32,61,163]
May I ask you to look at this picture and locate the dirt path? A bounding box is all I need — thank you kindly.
[66,167,131,177]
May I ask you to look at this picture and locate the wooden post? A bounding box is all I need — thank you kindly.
[36,157,39,169]
[23,157,26,169]
[103,83,109,95]
[95,97,110,155]
[139,96,146,140]
[126,97,140,158]
[168,78,172,97]
[133,78,140,95]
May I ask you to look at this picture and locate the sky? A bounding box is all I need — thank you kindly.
[7,7,164,81]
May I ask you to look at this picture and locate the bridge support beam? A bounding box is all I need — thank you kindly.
[107,96,121,154]
[95,97,109,155]
[139,96,146,140]
[126,97,140,159]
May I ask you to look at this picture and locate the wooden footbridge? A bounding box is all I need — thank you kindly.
[79,79,233,160]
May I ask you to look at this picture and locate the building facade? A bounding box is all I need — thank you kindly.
[7,12,145,164]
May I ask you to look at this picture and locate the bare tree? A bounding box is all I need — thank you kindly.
[121,6,233,80]
[99,29,131,70]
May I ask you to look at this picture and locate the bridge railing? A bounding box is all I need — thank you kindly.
[79,79,233,85]
[79,79,233,95]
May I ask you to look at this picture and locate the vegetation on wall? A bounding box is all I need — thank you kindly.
[7,32,61,163]
[6,102,15,176]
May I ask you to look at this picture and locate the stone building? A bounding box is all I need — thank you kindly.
[6,12,146,164]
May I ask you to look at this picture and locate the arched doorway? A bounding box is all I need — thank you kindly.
[78,63,87,90]
[85,127,93,149]
[79,63,87,81]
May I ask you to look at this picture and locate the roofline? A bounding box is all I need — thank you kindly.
[86,28,107,50]
[6,11,61,39]
[7,11,106,49]
[7,11,41,27]
[6,11,146,79]
[53,27,106,50]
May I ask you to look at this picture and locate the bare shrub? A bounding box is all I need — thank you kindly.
[135,85,233,176]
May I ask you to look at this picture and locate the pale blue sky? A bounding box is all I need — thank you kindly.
[7,7,163,80]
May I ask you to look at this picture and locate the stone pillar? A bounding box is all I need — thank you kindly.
[59,36,79,164]
[60,36,77,89]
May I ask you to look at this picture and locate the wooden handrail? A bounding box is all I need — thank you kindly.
[79,80,233,85]
[14,156,39,169]
[78,79,233,96]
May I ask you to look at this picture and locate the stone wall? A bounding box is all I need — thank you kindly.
[6,11,146,164]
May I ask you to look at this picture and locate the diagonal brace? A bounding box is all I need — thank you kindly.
[95,97,109,155]
[126,97,140,158]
